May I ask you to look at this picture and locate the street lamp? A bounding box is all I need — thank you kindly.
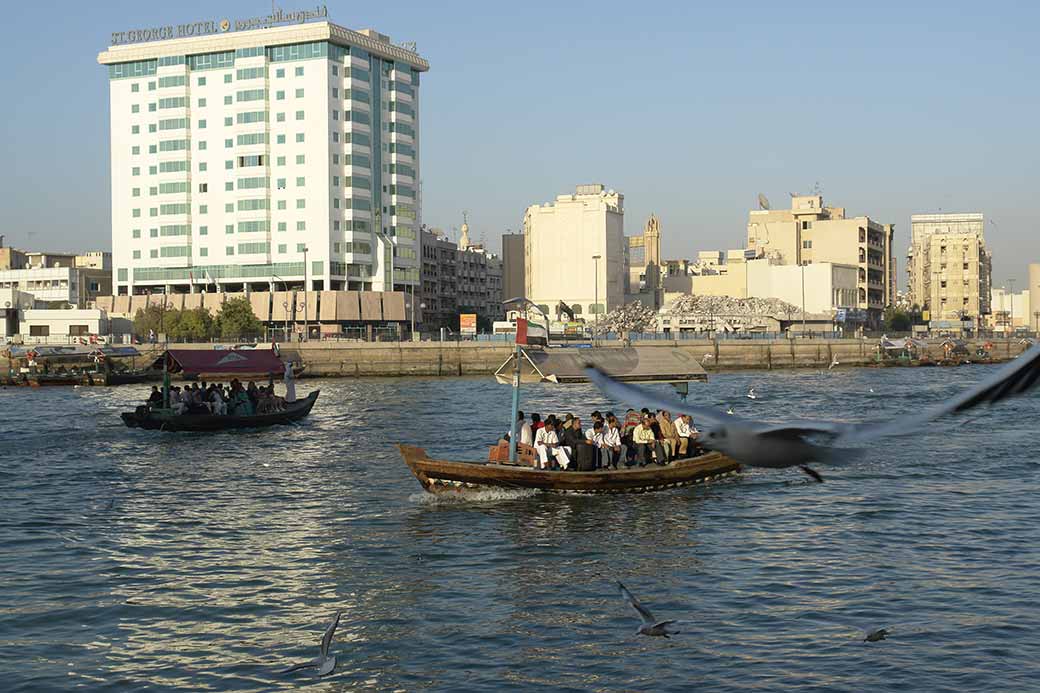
[302,246,309,341]
[1008,278,1016,333]
[592,254,602,338]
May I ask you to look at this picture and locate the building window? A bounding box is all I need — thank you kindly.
[295,88,304,98]
[295,110,305,120]
[132,229,141,239]
[296,222,306,231]
[802,240,812,249]
[277,134,286,144]
[198,98,207,107]
[226,160,234,170]
[276,112,285,122]
[296,133,304,143]
[278,222,287,231]
[199,183,208,193]
[226,246,234,255]
[199,226,208,235]
[226,225,234,234]
[131,83,140,93]
[29,326,50,337]
[296,177,306,187]
[224,116,233,126]
[224,95,232,105]
[150,249,158,258]
[296,199,306,208]
[200,248,208,257]
[295,66,304,76]
[224,73,232,83]
[132,250,141,259]
[278,244,287,253]
[131,125,140,134]
[131,104,140,114]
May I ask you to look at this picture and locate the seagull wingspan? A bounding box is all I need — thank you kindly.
[584,367,733,426]
[320,611,341,659]
[838,342,1040,444]
[618,581,656,625]
[587,342,1040,448]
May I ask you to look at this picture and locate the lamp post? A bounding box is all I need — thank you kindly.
[800,264,806,335]
[592,254,601,339]
[302,246,309,341]
[1008,278,1016,333]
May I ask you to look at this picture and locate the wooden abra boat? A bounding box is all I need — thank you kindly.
[398,443,740,495]
[121,390,319,432]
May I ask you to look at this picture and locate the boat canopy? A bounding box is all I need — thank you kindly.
[879,337,926,352]
[494,346,708,385]
[4,345,141,359]
[154,348,284,376]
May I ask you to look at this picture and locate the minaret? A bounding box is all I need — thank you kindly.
[459,210,471,249]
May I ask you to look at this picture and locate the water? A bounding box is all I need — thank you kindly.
[2,367,1038,691]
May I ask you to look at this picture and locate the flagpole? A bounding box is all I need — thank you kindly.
[508,340,521,464]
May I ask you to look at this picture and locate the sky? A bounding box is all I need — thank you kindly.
[1,0,1038,287]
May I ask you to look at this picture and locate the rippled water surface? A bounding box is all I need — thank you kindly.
[2,365,1039,691]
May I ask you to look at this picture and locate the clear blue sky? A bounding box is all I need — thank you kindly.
[1,0,1037,287]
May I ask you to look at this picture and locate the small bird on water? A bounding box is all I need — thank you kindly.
[281,611,341,676]
[617,581,680,638]
[746,388,758,400]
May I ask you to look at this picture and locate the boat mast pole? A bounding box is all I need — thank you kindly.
[508,342,521,464]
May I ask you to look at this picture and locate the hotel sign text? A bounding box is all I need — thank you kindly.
[110,5,328,46]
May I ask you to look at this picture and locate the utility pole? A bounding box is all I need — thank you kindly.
[302,246,309,341]
[800,264,806,335]
[592,254,601,339]
[1008,278,1016,332]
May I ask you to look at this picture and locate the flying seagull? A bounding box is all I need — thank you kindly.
[829,357,840,370]
[617,581,680,638]
[585,343,1040,482]
[281,611,340,676]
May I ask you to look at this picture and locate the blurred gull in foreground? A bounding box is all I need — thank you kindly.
[586,342,1040,482]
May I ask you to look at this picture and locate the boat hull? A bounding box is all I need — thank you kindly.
[397,444,740,494]
[120,390,319,431]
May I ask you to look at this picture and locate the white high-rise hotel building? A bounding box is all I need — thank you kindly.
[98,18,428,295]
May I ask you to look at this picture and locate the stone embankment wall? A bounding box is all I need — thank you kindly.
[137,338,1030,377]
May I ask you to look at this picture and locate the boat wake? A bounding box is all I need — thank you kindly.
[409,487,541,505]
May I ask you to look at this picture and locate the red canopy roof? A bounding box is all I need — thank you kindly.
[156,348,284,376]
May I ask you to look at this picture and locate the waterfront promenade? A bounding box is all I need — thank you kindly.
[105,337,1031,378]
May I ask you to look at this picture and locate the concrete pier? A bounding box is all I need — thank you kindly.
[118,337,1031,378]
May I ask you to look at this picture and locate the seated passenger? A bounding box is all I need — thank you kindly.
[146,386,162,407]
[675,413,696,457]
[602,416,626,469]
[534,420,571,470]
[633,416,667,466]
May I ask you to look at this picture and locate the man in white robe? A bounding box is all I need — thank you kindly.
[534,421,570,470]
[283,361,297,404]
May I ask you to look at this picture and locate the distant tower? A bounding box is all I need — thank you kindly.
[643,213,661,266]
[459,210,471,249]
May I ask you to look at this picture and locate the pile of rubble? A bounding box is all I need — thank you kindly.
[599,301,659,334]
[666,294,801,318]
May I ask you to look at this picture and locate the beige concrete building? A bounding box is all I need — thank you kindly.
[907,213,992,328]
[523,184,624,319]
[989,286,1030,331]
[664,256,857,316]
[626,214,662,306]
[746,194,895,326]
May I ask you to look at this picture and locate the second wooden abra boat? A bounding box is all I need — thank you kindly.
[398,444,740,495]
